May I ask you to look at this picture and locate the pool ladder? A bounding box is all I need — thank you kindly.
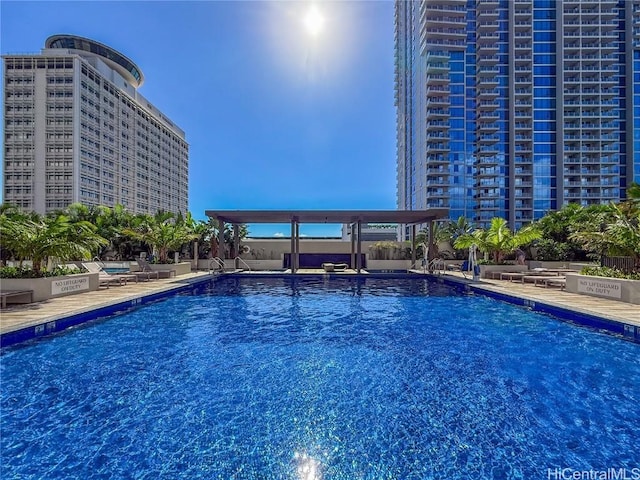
[233,256,251,272]
[409,258,446,274]
[209,257,225,274]
[428,258,447,275]
[209,256,252,274]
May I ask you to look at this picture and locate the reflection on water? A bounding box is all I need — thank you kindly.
[294,451,322,480]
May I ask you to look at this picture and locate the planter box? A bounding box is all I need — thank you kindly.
[565,274,640,304]
[148,262,191,276]
[479,265,528,279]
[367,260,412,271]
[0,273,100,303]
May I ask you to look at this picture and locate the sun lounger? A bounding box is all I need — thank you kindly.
[136,258,175,278]
[322,263,348,272]
[521,274,559,285]
[130,270,160,281]
[535,277,567,290]
[486,271,508,279]
[81,262,138,287]
[499,272,526,282]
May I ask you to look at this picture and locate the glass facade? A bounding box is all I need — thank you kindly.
[46,35,143,86]
[395,0,639,229]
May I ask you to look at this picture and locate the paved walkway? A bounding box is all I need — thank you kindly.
[1,270,638,340]
[0,272,212,335]
[420,270,640,327]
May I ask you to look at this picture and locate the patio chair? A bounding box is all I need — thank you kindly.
[81,262,138,287]
[136,258,175,278]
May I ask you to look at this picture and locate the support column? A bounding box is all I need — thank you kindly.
[428,220,435,269]
[218,219,225,267]
[233,224,239,269]
[350,223,356,269]
[290,220,296,273]
[295,222,300,272]
[410,224,416,267]
[356,221,362,273]
[193,240,198,271]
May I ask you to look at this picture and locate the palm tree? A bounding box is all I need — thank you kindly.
[415,220,451,259]
[454,217,541,264]
[570,201,640,271]
[93,204,146,259]
[1,212,108,274]
[122,211,198,263]
[444,216,474,243]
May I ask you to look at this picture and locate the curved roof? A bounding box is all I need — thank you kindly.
[45,34,144,87]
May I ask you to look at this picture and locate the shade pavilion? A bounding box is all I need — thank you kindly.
[204,209,448,273]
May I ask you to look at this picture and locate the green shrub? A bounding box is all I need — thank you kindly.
[534,239,573,261]
[0,265,83,278]
[0,266,45,278]
[580,266,640,280]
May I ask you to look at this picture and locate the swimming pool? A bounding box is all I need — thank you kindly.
[2,276,639,479]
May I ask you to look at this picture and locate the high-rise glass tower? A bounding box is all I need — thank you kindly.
[3,35,189,215]
[395,0,640,229]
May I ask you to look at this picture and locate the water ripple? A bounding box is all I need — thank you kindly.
[1,277,639,479]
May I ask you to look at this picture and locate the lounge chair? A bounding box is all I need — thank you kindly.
[129,269,160,281]
[499,272,527,282]
[322,263,348,272]
[136,258,175,278]
[521,274,560,285]
[81,262,138,287]
[535,277,567,290]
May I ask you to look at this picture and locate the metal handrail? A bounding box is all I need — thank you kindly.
[233,256,251,271]
[428,258,447,275]
[409,259,426,272]
[209,257,225,273]
[92,257,104,268]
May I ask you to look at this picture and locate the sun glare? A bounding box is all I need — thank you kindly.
[304,6,325,36]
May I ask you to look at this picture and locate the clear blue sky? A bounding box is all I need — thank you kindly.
[1,1,397,237]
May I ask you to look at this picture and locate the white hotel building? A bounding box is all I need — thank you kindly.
[2,34,188,215]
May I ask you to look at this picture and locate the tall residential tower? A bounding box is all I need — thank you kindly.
[3,35,189,215]
[395,0,640,229]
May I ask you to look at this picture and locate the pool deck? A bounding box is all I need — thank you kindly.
[417,270,640,328]
[1,270,639,346]
[0,272,212,337]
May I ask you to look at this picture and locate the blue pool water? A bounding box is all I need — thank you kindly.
[102,267,131,274]
[1,277,639,479]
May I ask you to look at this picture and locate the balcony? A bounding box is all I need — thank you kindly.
[426,132,450,141]
[426,97,450,108]
[478,54,499,65]
[477,122,500,132]
[426,188,449,197]
[478,100,499,110]
[426,62,449,74]
[426,109,450,119]
[427,157,449,166]
[426,143,449,153]
[476,155,499,166]
[426,74,448,85]
[478,88,499,98]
